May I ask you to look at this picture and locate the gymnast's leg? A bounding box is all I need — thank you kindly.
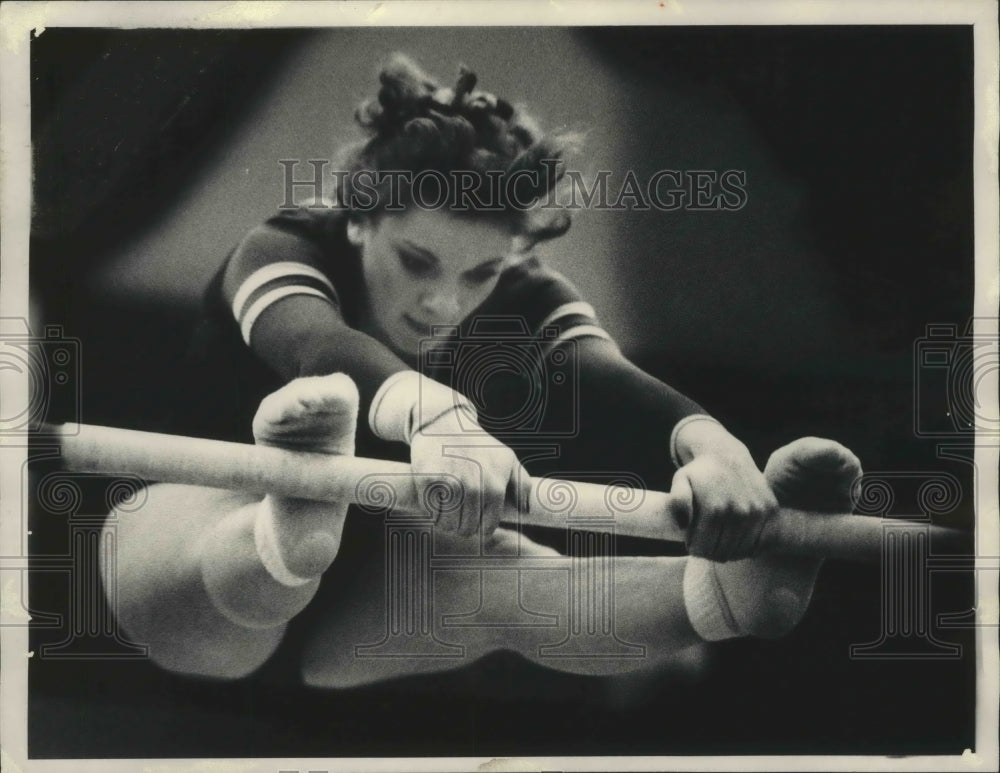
[106,374,358,678]
[300,435,861,688]
[109,374,859,688]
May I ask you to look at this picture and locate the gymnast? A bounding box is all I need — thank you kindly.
[108,54,863,686]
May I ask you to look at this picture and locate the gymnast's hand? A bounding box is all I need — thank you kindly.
[670,418,778,562]
[409,408,531,539]
[715,437,862,638]
[684,436,863,640]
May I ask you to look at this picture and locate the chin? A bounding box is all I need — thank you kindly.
[388,330,421,356]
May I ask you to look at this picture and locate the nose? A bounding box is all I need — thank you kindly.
[418,289,461,322]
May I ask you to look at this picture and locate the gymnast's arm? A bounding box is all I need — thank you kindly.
[220,216,411,407]
[220,217,534,537]
[526,332,778,561]
[540,335,746,478]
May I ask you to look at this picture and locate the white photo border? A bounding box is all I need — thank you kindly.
[1,2,997,771]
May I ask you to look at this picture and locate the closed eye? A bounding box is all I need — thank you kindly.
[463,267,500,285]
[399,249,436,277]
[462,259,503,285]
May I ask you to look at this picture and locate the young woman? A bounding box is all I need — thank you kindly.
[108,54,863,687]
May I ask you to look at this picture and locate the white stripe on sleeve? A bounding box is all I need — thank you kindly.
[541,324,616,361]
[536,301,598,332]
[551,324,613,344]
[240,286,336,346]
[232,261,337,321]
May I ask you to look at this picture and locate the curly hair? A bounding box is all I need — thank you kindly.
[334,53,578,247]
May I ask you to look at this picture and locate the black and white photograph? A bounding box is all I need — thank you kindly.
[1,1,997,771]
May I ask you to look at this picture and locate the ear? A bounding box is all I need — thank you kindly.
[347,217,375,247]
[346,219,367,247]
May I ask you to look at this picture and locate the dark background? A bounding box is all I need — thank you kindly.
[27,26,976,758]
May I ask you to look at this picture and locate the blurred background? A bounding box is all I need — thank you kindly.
[27,26,976,758]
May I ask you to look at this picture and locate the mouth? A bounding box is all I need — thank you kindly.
[402,314,429,336]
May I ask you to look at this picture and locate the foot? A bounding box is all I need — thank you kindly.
[253,373,358,454]
[764,436,861,515]
[713,437,862,639]
[251,374,360,578]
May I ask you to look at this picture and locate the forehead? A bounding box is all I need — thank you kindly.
[375,209,513,267]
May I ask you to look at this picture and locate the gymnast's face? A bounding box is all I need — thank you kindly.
[351,209,514,355]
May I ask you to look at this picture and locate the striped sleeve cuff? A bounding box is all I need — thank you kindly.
[537,301,599,331]
[536,302,617,356]
[231,261,339,346]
